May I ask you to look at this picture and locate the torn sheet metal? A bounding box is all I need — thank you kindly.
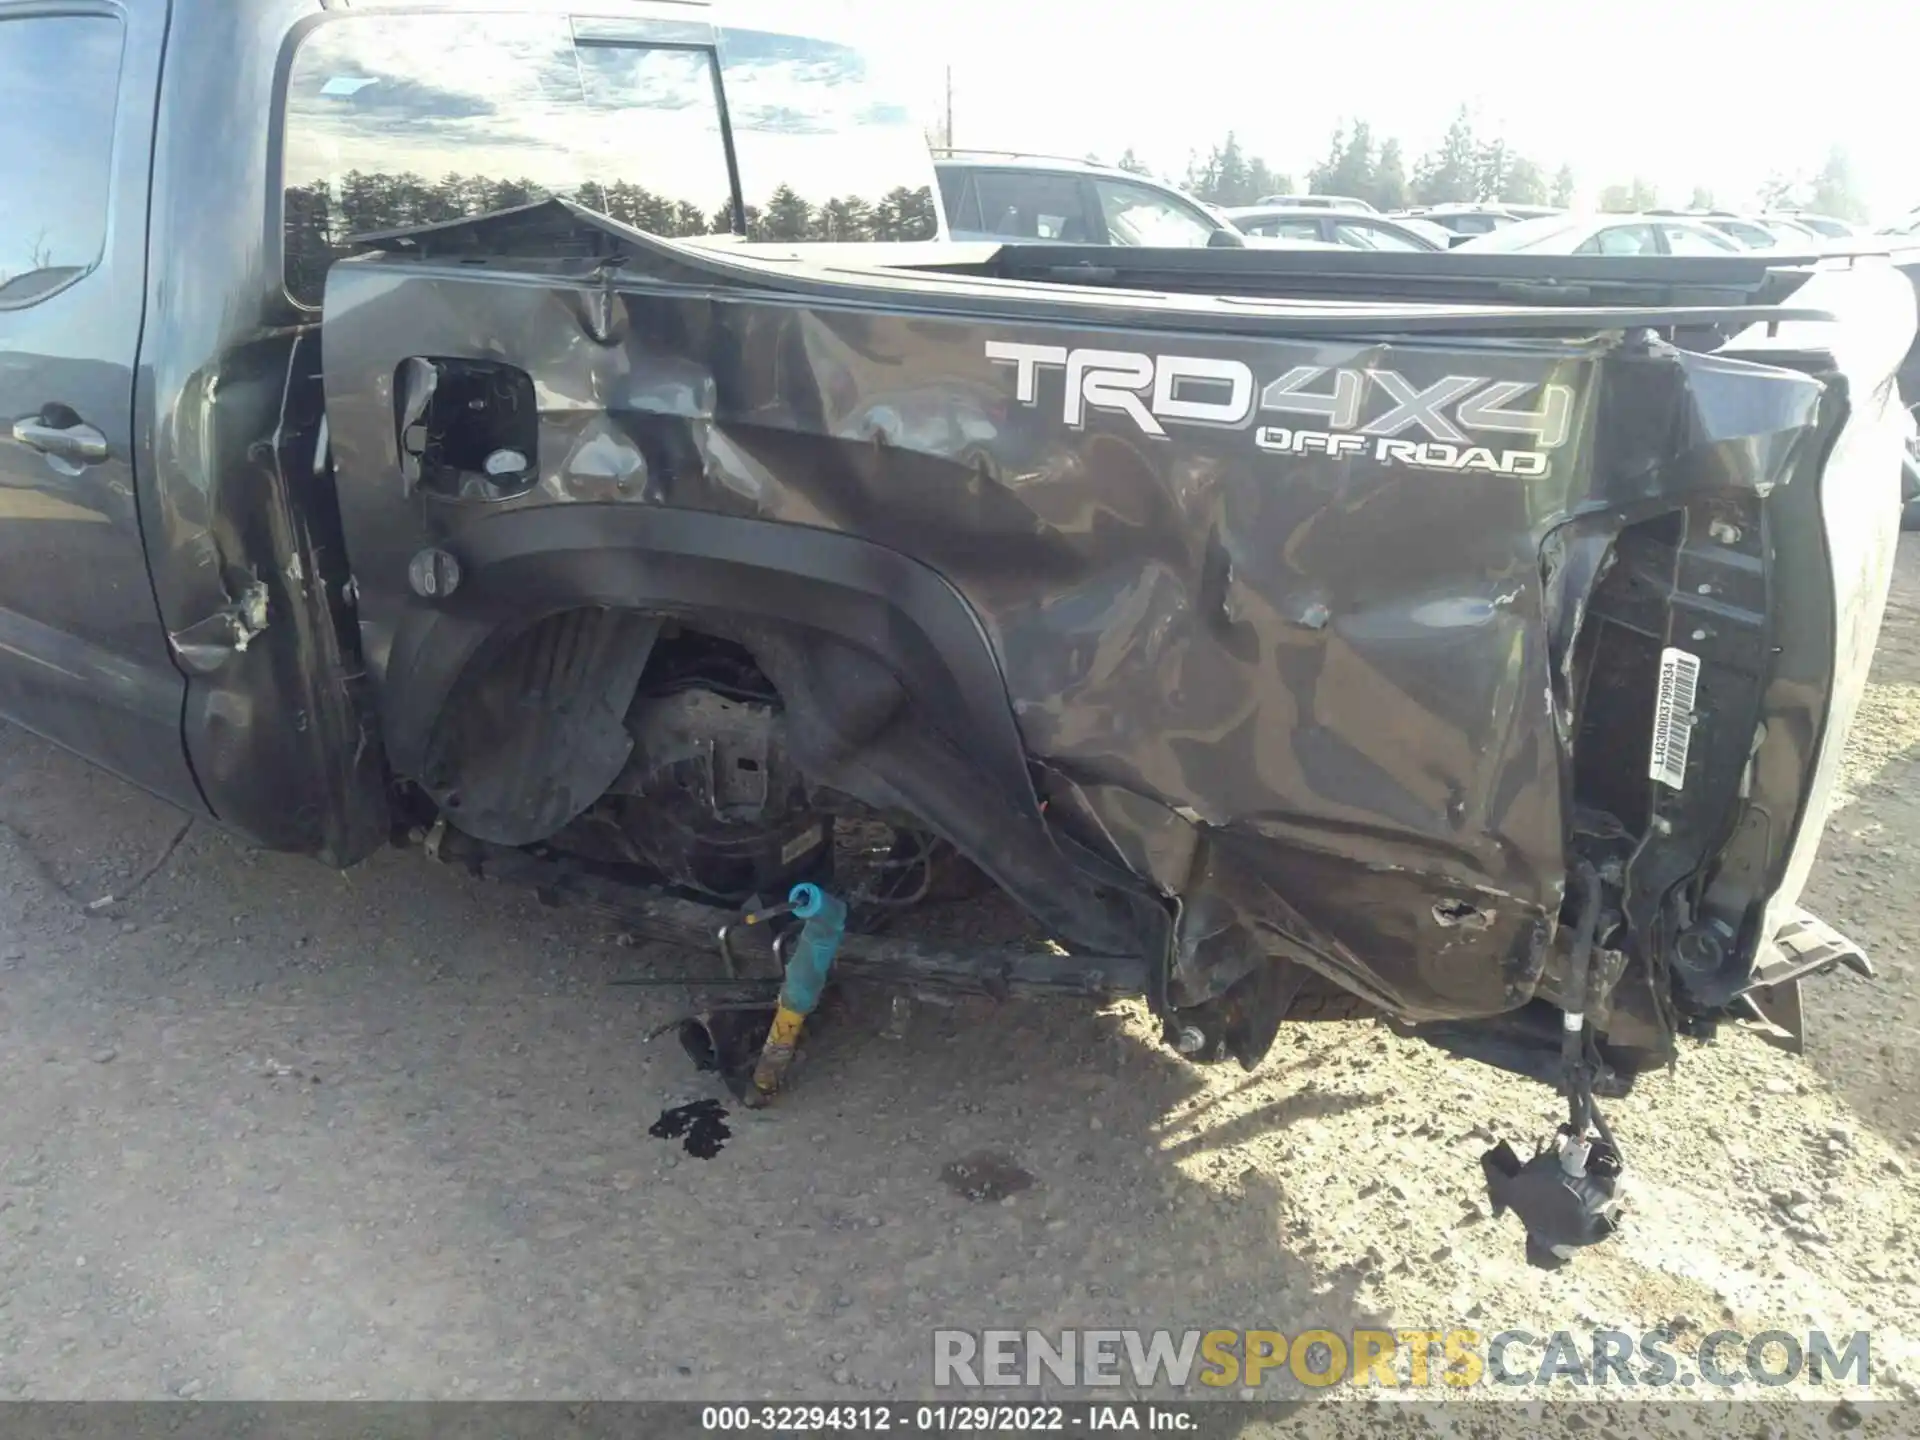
[168,574,270,674]
[315,214,1894,1025]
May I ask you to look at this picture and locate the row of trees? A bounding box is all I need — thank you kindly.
[1585,148,1866,218]
[1102,112,1870,221]
[1757,148,1870,223]
[1142,111,1576,213]
[283,170,938,298]
[1174,137,1294,209]
[733,184,941,242]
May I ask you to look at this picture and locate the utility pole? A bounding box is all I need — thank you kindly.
[944,65,953,150]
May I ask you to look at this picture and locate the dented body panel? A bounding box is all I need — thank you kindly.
[315,206,1912,1026]
[137,0,387,862]
[5,0,1911,1269]
[3,0,1911,1100]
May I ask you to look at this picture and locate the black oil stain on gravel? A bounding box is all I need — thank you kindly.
[650,1098,732,1158]
[941,1150,1034,1201]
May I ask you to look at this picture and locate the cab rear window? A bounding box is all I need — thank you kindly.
[719,28,940,242]
[279,14,938,306]
[280,13,731,305]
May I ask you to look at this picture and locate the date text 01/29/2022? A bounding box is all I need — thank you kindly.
[700,1404,1193,1431]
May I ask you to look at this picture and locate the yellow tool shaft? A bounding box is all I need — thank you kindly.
[751,1004,807,1097]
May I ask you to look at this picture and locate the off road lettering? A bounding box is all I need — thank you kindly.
[990,342,1574,474]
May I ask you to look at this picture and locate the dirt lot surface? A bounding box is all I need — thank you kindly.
[4,546,1920,1437]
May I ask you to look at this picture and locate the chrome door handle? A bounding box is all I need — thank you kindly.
[12,418,108,464]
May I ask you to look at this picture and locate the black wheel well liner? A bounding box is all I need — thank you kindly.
[377,504,1042,821]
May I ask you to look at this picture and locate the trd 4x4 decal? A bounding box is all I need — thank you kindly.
[986,341,1576,476]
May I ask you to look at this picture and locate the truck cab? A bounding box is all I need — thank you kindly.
[0,0,938,861]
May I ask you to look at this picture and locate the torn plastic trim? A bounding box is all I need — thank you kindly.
[167,573,270,674]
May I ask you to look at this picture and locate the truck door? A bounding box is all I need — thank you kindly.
[0,1,202,808]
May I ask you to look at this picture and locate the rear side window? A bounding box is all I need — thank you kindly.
[970,172,1093,241]
[0,14,124,308]
[280,14,735,306]
[1091,179,1216,247]
[1576,224,1657,256]
[1712,219,1775,249]
[1660,224,1738,256]
[1335,221,1424,251]
[936,169,978,231]
[1247,217,1322,241]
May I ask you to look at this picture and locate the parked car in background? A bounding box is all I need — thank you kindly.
[1225,205,1446,251]
[1398,206,1522,245]
[1253,192,1377,212]
[1765,210,1858,239]
[1648,210,1826,251]
[1745,218,1830,248]
[1456,212,1743,256]
[1770,216,1833,243]
[933,151,1245,246]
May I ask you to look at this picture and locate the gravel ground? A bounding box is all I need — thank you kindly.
[3,542,1920,1435]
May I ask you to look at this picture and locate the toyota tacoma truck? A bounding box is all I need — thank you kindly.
[3,0,1914,1265]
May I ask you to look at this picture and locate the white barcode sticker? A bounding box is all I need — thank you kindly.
[1648,646,1702,790]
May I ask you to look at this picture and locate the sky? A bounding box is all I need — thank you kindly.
[831,0,1918,221]
[283,9,935,218]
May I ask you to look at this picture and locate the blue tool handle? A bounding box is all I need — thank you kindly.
[778,883,847,1016]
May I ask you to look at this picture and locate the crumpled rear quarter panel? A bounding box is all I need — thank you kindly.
[322,259,1823,1020]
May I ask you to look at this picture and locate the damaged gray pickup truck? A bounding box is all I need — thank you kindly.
[4,0,1916,1266]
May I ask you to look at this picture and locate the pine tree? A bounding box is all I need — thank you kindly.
[487,177,539,211]
[1326,122,1377,200]
[1474,137,1510,203]
[670,200,708,236]
[1372,139,1410,211]
[283,182,334,300]
[1247,159,1291,203]
[816,196,874,241]
[1413,108,1479,205]
[338,170,384,235]
[1757,172,1800,211]
[893,185,940,240]
[1808,147,1867,221]
[423,172,467,223]
[1185,132,1284,205]
[762,184,814,241]
[1182,148,1213,197]
[1213,133,1251,205]
[1598,178,1659,213]
[1307,125,1347,196]
[1502,157,1547,206]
